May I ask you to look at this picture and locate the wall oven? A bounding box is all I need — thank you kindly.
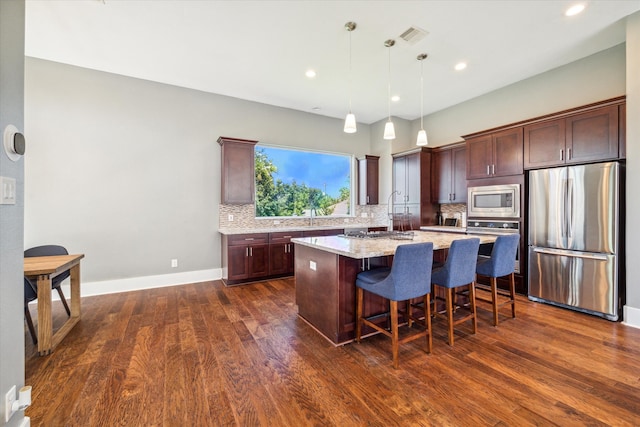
[467,220,521,273]
[467,184,520,218]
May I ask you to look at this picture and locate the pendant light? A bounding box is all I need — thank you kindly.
[343,22,357,133]
[416,53,429,146]
[383,39,396,140]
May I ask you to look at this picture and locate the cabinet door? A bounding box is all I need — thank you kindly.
[466,135,492,179]
[566,105,618,164]
[248,244,269,278]
[218,137,258,204]
[405,153,421,204]
[392,156,406,204]
[227,245,249,281]
[492,128,523,177]
[358,156,379,205]
[620,104,626,159]
[451,146,467,203]
[433,149,453,203]
[269,243,289,276]
[524,119,565,169]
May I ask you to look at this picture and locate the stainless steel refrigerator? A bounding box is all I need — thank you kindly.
[528,161,624,321]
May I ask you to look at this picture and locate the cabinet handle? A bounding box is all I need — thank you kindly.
[486,165,490,176]
[245,248,249,257]
[244,238,255,241]
[452,193,455,200]
[249,247,253,257]
[568,148,572,160]
[560,149,564,161]
[367,195,370,203]
[492,164,495,175]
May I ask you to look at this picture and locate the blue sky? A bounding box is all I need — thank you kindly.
[258,146,351,197]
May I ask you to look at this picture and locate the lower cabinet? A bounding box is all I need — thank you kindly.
[222,229,343,285]
[223,233,270,284]
[269,231,303,276]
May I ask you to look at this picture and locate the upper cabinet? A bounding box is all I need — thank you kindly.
[619,103,626,159]
[524,104,620,169]
[432,143,467,204]
[392,148,436,229]
[218,136,258,204]
[358,155,379,205]
[466,128,523,179]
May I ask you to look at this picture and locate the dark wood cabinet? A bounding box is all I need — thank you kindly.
[358,155,379,205]
[223,233,269,284]
[433,143,466,203]
[218,136,258,204]
[524,104,619,169]
[620,103,626,159]
[466,128,523,179]
[523,119,565,168]
[392,148,436,229]
[269,231,302,276]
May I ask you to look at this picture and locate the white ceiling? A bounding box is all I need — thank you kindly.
[25,0,640,125]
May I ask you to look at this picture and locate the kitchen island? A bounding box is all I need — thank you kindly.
[292,231,496,345]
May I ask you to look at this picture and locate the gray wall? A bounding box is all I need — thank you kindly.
[625,12,640,319]
[0,1,26,425]
[409,44,626,148]
[24,58,371,285]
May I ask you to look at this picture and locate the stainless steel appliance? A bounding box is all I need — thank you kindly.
[467,220,520,273]
[528,162,623,321]
[468,184,520,218]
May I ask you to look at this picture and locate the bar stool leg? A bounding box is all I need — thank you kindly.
[509,272,516,318]
[491,277,499,326]
[356,287,363,343]
[446,287,454,346]
[425,293,432,354]
[470,281,478,334]
[390,300,399,369]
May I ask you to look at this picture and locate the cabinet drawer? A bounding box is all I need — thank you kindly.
[269,231,303,243]
[227,233,269,246]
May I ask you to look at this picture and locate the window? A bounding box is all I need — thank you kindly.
[255,145,352,218]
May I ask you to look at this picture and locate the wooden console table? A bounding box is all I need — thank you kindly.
[24,254,85,355]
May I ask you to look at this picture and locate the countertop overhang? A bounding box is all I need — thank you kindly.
[291,231,496,259]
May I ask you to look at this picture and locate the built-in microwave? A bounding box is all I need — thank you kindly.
[467,184,520,218]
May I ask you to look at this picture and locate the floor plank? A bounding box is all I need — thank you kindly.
[24,278,640,426]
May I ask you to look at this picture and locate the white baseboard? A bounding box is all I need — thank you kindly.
[49,268,222,299]
[623,305,640,329]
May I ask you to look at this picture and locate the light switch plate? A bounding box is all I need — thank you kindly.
[309,261,317,271]
[0,176,16,205]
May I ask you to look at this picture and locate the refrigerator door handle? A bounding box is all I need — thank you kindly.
[567,179,573,238]
[532,247,608,261]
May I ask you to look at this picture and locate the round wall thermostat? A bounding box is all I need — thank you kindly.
[4,124,26,161]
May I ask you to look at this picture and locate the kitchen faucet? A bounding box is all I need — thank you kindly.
[387,190,401,231]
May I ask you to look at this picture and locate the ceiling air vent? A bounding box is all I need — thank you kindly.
[399,26,428,45]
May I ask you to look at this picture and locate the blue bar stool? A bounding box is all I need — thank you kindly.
[355,242,434,369]
[475,234,520,326]
[431,238,480,346]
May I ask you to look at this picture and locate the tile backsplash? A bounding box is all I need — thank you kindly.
[219,203,392,230]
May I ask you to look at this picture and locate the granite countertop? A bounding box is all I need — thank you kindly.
[218,224,389,235]
[291,231,496,259]
[419,225,467,234]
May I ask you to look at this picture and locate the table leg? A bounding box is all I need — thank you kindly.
[37,275,53,355]
[70,264,81,318]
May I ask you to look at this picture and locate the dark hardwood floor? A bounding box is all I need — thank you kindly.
[25,278,640,426]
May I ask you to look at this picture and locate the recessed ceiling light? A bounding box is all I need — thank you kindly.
[305,69,317,78]
[391,95,400,102]
[454,62,467,71]
[565,4,585,16]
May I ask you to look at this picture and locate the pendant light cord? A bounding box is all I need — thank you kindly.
[348,28,353,113]
[387,44,392,121]
[420,58,424,130]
